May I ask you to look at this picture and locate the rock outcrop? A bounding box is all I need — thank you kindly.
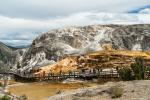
[0,41,28,70]
[21,24,150,71]
[34,50,150,76]
[1,24,150,71]
[0,42,16,68]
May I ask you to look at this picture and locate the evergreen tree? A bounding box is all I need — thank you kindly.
[131,57,145,80]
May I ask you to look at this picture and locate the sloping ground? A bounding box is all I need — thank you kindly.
[48,80,150,100]
[34,50,150,76]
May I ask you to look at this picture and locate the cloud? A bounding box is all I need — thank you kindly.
[0,15,50,46]
[0,32,38,46]
[128,5,150,14]
[0,0,150,46]
[0,0,149,19]
[1,12,150,46]
[139,8,150,14]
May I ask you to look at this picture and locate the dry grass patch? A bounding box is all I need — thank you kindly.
[110,85,123,98]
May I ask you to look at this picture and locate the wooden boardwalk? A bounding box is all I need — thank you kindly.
[0,70,120,82]
[29,70,119,81]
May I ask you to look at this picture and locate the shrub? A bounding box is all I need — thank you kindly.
[19,94,28,100]
[0,82,3,87]
[0,95,11,100]
[7,91,11,95]
[131,57,145,80]
[110,86,123,98]
[119,57,146,80]
[118,67,132,81]
[56,90,62,94]
[145,67,150,79]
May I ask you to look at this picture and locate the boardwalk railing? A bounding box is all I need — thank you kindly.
[1,69,150,82]
[0,69,120,81]
[32,70,119,81]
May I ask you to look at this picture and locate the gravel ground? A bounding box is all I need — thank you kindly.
[48,80,150,100]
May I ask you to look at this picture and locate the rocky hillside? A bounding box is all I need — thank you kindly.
[0,42,28,70]
[34,50,150,76]
[21,24,150,71]
[111,24,150,50]
[0,42,16,68]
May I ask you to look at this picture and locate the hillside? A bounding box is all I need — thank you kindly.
[0,41,28,70]
[34,49,150,76]
[0,42,16,68]
[21,24,150,72]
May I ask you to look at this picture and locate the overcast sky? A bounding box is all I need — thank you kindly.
[0,0,150,46]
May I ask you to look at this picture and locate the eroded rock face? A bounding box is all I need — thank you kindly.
[21,25,116,70]
[0,42,16,68]
[21,24,150,70]
[111,24,150,50]
[0,42,28,69]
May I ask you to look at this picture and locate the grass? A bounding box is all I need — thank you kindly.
[110,86,123,98]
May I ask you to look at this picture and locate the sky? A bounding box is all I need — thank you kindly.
[0,0,150,47]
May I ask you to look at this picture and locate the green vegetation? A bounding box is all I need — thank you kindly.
[19,94,28,100]
[0,95,11,100]
[131,57,145,80]
[119,57,146,81]
[56,90,62,94]
[110,86,123,98]
[118,67,132,81]
[0,82,3,87]
[145,67,150,79]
